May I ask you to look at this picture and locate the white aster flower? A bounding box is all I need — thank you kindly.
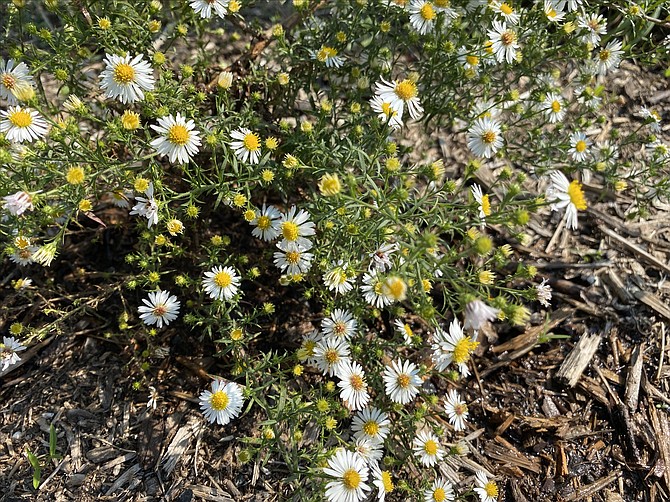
[250,204,281,242]
[568,131,591,162]
[3,190,34,216]
[0,106,48,143]
[278,206,316,249]
[536,278,553,307]
[323,261,355,295]
[147,386,159,410]
[99,53,155,104]
[459,47,481,76]
[424,477,455,502]
[467,116,503,158]
[374,77,423,120]
[199,379,244,425]
[542,92,566,124]
[10,245,38,266]
[471,184,491,221]
[310,46,345,68]
[297,329,322,366]
[151,113,201,164]
[353,437,384,465]
[578,13,606,46]
[380,275,408,304]
[0,59,35,105]
[412,430,444,467]
[474,471,499,502]
[323,449,370,502]
[394,319,414,345]
[337,360,370,411]
[190,0,229,18]
[371,462,394,501]
[230,127,263,164]
[322,309,358,341]
[370,95,403,130]
[138,290,181,328]
[487,20,519,64]
[594,39,624,76]
[351,407,391,445]
[382,359,422,405]
[444,389,469,431]
[409,0,438,35]
[639,106,662,132]
[369,242,398,272]
[463,299,500,331]
[546,170,587,230]
[490,1,519,25]
[543,0,565,22]
[1,336,27,371]
[314,337,351,376]
[432,319,479,376]
[129,182,159,228]
[273,240,314,275]
[361,270,393,309]
[202,265,241,301]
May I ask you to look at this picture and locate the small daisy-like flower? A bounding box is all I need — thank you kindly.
[381,275,407,303]
[311,46,345,68]
[351,407,391,445]
[361,270,392,308]
[278,206,316,249]
[0,59,35,105]
[250,204,281,241]
[542,92,566,124]
[593,39,624,76]
[1,336,27,371]
[313,337,351,376]
[273,241,314,275]
[130,182,159,228]
[369,243,398,272]
[11,245,38,266]
[202,265,241,301]
[409,0,438,35]
[444,389,469,431]
[474,471,499,502]
[535,278,553,307]
[639,106,662,132]
[459,47,481,76]
[99,53,155,104]
[412,431,444,467]
[490,1,519,25]
[543,0,565,22]
[578,13,606,46]
[432,319,479,376]
[322,309,358,340]
[370,95,403,130]
[382,359,422,405]
[199,379,244,425]
[371,462,394,502]
[190,0,229,18]
[471,184,491,221]
[394,319,414,344]
[138,290,181,328]
[463,299,500,331]
[3,190,34,216]
[568,131,591,162]
[467,116,503,158]
[0,106,48,143]
[337,360,370,411]
[147,386,159,410]
[298,329,322,366]
[546,170,587,230]
[647,140,670,161]
[323,261,355,295]
[374,77,423,120]
[487,20,519,64]
[353,437,384,465]
[151,113,201,164]
[318,173,343,197]
[323,449,371,502]
[230,127,263,164]
[424,477,455,502]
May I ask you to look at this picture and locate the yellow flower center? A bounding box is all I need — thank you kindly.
[214,271,232,288]
[452,337,478,364]
[350,374,364,391]
[599,49,610,62]
[567,180,587,210]
[466,55,479,66]
[397,373,411,388]
[381,471,394,492]
[363,420,379,436]
[420,2,436,20]
[281,221,299,241]
[342,469,361,490]
[333,321,347,336]
[547,7,557,18]
[481,193,491,216]
[2,74,16,89]
[324,348,339,364]
[257,215,271,230]
[210,390,229,411]
[424,439,438,456]
[113,63,136,84]
[243,132,260,151]
[501,30,516,46]
[317,46,338,62]
[373,282,384,294]
[403,324,413,338]
[484,481,499,497]
[454,402,468,415]
[285,251,301,264]
[551,100,561,112]
[382,276,407,301]
[167,124,189,146]
[433,488,446,502]
[8,109,32,128]
[500,2,513,15]
[575,140,587,153]
[394,79,417,102]
[481,130,496,144]
[152,305,167,317]
[15,236,30,249]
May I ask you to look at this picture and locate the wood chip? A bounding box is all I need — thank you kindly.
[564,469,621,501]
[600,226,670,276]
[556,333,602,387]
[187,484,234,502]
[648,401,670,492]
[624,343,644,411]
[159,417,201,476]
[104,463,141,495]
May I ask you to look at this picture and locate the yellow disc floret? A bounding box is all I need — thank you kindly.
[210,390,229,411]
[167,124,189,146]
[8,109,32,128]
[113,63,135,84]
[567,180,587,210]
